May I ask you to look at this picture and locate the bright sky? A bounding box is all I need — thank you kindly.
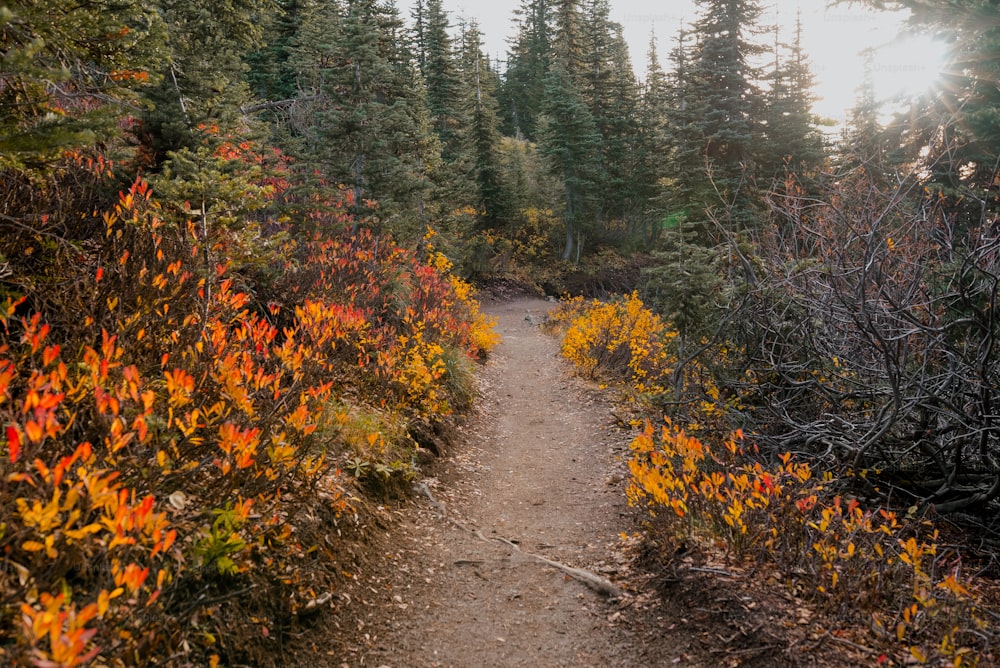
[437,0,947,127]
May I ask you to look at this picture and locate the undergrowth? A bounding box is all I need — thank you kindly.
[548,293,997,666]
[0,159,498,665]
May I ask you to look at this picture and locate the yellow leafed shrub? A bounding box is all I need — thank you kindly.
[550,293,677,399]
[552,293,994,666]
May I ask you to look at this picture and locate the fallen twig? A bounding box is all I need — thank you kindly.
[688,566,736,577]
[486,531,621,598]
[411,480,620,597]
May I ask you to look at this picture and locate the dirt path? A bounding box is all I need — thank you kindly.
[348,298,648,666]
[310,298,868,668]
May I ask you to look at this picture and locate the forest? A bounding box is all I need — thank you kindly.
[2,0,1000,664]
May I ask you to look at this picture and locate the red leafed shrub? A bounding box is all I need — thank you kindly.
[0,158,497,665]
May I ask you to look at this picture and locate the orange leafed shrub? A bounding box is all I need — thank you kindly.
[0,162,497,665]
[629,419,991,665]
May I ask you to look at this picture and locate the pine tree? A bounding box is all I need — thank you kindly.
[642,28,727,337]
[411,0,428,72]
[552,0,586,77]
[839,48,885,171]
[634,34,672,244]
[757,13,825,184]
[538,59,601,263]
[500,0,552,139]
[587,7,641,229]
[143,0,270,162]
[686,0,765,230]
[246,0,312,105]
[422,0,463,155]
[0,0,165,170]
[881,0,1000,228]
[457,20,505,226]
[661,28,706,226]
[640,230,722,344]
[291,0,436,235]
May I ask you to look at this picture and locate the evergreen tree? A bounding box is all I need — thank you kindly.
[838,48,886,171]
[538,60,601,263]
[291,0,436,235]
[634,34,672,244]
[245,0,311,105]
[686,0,765,231]
[586,8,641,230]
[661,28,706,225]
[457,20,505,225]
[642,28,727,335]
[551,0,586,77]
[757,14,825,183]
[411,0,428,73]
[500,0,552,139]
[143,0,270,162]
[422,0,463,155]
[881,0,1000,227]
[0,0,165,170]
[641,229,722,345]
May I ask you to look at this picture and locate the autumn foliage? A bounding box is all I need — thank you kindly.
[0,153,496,665]
[550,294,996,666]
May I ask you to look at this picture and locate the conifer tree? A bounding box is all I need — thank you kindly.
[581,3,640,229]
[411,0,428,72]
[0,0,165,169]
[538,59,601,262]
[143,0,269,162]
[757,14,825,183]
[422,0,463,155]
[634,34,672,243]
[500,0,552,139]
[291,0,436,235]
[685,0,765,231]
[660,28,705,225]
[457,20,505,226]
[246,0,312,105]
[839,48,885,171]
[552,0,586,77]
[879,0,1000,227]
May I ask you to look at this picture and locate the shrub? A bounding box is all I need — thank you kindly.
[554,293,996,666]
[0,165,497,665]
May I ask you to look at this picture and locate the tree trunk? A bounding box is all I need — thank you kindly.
[562,223,574,261]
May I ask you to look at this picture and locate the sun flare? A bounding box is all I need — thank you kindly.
[871,33,948,103]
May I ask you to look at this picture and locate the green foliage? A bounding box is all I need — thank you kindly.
[196,504,250,575]
[580,0,642,232]
[142,0,269,160]
[632,36,672,246]
[289,0,436,237]
[0,1,164,169]
[684,0,765,230]
[640,224,723,344]
[500,0,552,140]
[457,20,506,227]
[246,0,309,103]
[538,60,601,262]
[421,0,463,153]
[756,13,827,183]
